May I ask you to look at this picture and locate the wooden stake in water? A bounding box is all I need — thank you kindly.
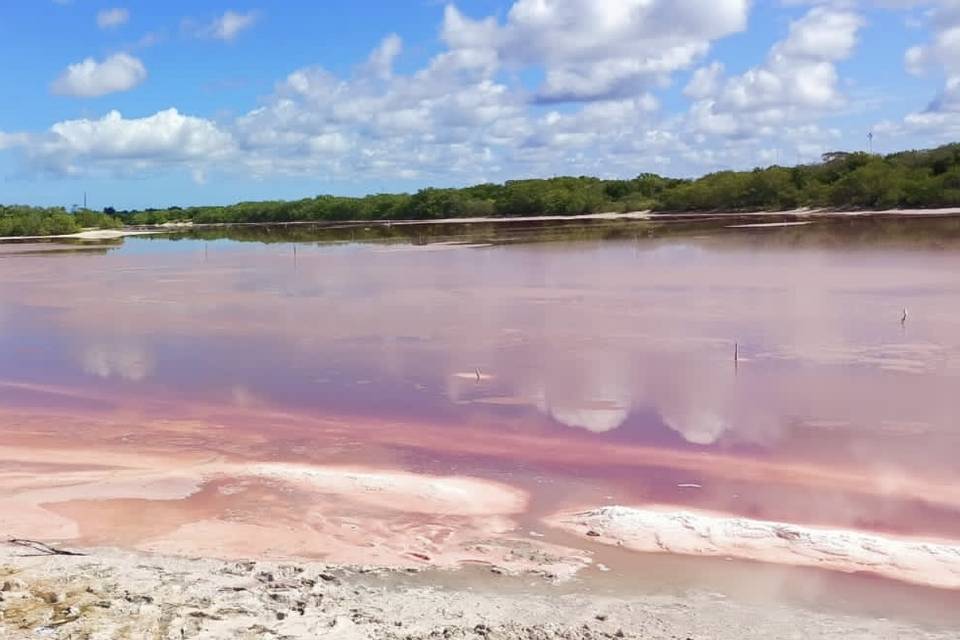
[901,307,908,326]
[475,367,482,383]
[734,342,739,369]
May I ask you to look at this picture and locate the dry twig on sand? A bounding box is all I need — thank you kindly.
[6,538,86,556]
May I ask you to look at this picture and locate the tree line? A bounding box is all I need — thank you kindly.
[0,206,120,237]
[4,143,960,235]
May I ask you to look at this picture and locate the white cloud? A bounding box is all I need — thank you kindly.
[686,7,864,139]
[5,18,732,183]
[50,53,146,97]
[97,7,129,29]
[7,1,955,186]
[204,10,258,41]
[0,132,29,150]
[881,0,960,138]
[903,2,960,87]
[442,0,750,102]
[231,32,528,178]
[684,62,725,100]
[362,33,402,79]
[7,109,233,176]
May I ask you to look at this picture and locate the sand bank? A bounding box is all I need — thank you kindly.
[726,221,814,228]
[1,545,956,639]
[382,210,652,225]
[548,505,960,590]
[0,229,162,242]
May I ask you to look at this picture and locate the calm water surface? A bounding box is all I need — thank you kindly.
[2,215,959,618]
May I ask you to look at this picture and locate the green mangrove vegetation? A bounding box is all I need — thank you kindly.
[115,144,960,225]
[0,206,122,237]
[4,143,960,236]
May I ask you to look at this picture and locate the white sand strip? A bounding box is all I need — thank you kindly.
[382,210,652,225]
[726,221,814,228]
[245,463,527,516]
[0,229,163,242]
[548,505,960,590]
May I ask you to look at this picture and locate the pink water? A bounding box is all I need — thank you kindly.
[1,217,959,620]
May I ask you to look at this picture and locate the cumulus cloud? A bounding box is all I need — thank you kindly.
[871,1,960,139]
[5,6,745,183]
[231,32,528,179]
[898,2,960,121]
[5,1,950,184]
[227,17,684,181]
[0,132,29,150]
[362,33,402,79]
[97,7,129,29]
[443,0,749,102]
[684,62,725,100]
[5,109,233,176]
[685,6,863,139]
[50,53,146,97]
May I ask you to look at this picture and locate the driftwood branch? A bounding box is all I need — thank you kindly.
[6,538,86,556]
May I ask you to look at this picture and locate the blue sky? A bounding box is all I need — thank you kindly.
[1,0,959,210]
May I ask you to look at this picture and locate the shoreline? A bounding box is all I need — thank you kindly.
[135,206,960,229]
[3,207,960,243]
[2,544,957,639]
[0,229,163,242]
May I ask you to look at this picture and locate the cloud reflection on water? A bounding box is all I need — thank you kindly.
[4,231,960,482]
[80,343,152,381]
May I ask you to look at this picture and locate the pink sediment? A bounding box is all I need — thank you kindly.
[4,383,956,515]
[0,417,556,571]
[1,397,958,586]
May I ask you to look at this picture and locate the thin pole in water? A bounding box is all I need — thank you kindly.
[475,368,481,383]
[901,307,908,326]
[734,342,739,370]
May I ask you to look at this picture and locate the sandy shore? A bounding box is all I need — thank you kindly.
[130,206,960,231]
[548,506,960,590]
[0,229,162,242]
[2,545,957,640]
[725,221,814,228]
[382,211,652,225]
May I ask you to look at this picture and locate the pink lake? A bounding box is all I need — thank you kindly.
[2,215,959,622]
